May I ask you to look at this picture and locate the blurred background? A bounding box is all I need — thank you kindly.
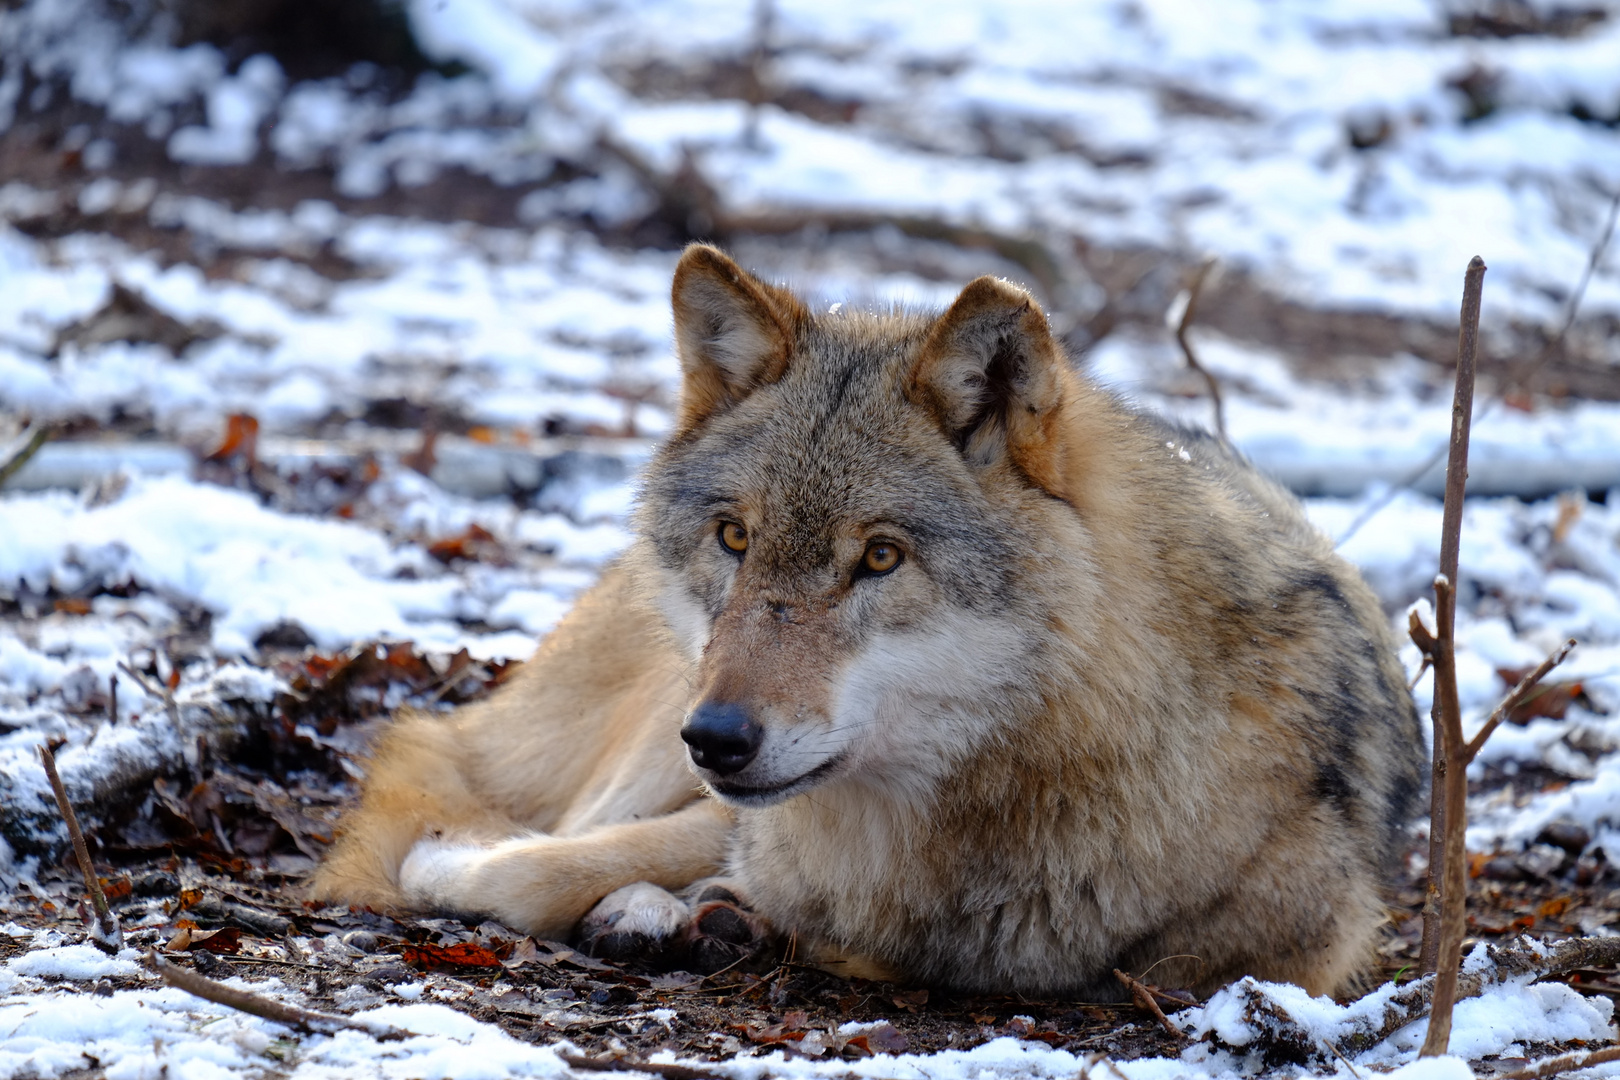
[2,0,1620,950]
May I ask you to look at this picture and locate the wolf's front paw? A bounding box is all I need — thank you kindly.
[398,835,487,911]
[682,881,770,974]
[579,882,691,961]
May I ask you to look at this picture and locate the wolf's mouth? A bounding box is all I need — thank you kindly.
[706,751,850,806]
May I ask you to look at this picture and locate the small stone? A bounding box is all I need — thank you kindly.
[133,872,179,898]
[1518,843,1569,879]
[587,985,637,1007]
[1537,820,1592,854]
[342,930,379,953]
[366,965,413,984]
[1480,856,1527,881]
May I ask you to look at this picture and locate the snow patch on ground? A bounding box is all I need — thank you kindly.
[0,966,1600,1079]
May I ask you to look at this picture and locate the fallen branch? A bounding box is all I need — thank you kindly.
[1205,936,1620,1064]
[0,423,53,488]
[1501,1043,1620,1080]
[37,742,121,954]
[1115,968,1185,1042]
[144,951,409,1039]
[1169,258,1226,441]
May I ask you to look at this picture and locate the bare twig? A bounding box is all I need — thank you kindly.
[37,742,122,954]
[144,951,409,1039]
[740,0,774,151]
[117,659,194,772]
[1407,655,1431,692]
[1320,1038,1363,1079]
[1170,258,1226,441]
[117,660,179,726]
[1500,1043,1620,1080]
[1463,638,1577,762]
[1337,187,1619,548]
[1114,968,1184,1042]
[1418,255,1487,1058]
[0,423,54,488]
[1504,185,1620,398]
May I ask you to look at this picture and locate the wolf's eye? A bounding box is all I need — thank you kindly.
[862,541,902,575]
[719,521,749,554]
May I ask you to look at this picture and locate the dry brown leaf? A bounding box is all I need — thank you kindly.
[402,941,503,971]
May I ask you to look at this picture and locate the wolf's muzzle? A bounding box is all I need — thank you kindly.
[681,702,763,775]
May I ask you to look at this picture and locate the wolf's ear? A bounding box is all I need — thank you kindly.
[908,276,1068,490]
[671,244,807,433]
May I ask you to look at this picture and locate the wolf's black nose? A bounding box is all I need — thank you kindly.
[681,703,762,775]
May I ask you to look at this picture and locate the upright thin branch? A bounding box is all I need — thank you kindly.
[37,742,122,953]
[1417,255,1486,1058]
[1172,258,1226,441]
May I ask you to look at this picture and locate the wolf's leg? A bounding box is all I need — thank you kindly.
[308,710,517,911]
[398,798,733,940]
[311,563,702,912]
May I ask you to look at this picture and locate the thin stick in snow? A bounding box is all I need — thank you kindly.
[37,741,122,954]
[1417,255,1486,1059]
[144,951,410,1039]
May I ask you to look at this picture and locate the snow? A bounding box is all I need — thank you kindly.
[1184,962,1614,1068]
[0,0,1615,323]
[0,963,1605,1079]
[8,943,141,980]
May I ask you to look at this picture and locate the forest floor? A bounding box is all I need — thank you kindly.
[4,1,1620,1077]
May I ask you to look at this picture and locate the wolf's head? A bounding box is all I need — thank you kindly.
[636,245,1105,807]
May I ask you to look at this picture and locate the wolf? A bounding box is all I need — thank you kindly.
[311,244,1424,999]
